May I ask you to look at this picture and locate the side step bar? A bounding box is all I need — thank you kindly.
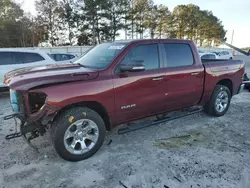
[118,107,203,134]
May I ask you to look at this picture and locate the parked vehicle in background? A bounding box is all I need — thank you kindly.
[0,49,56,88]
[49,53,78,63]
[200,53,218,60]
[4,39,245,161]
[213,51,233,59]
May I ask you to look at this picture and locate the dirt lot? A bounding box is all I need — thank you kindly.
[0,55,250,188]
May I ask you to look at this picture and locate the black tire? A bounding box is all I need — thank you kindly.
[204,85,231,117]
[50,107,106,161]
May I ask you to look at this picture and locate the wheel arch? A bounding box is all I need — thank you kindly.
[216,79,233,96]
[54,101,112,131]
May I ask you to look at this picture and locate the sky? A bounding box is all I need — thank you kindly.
[17,0,250,48]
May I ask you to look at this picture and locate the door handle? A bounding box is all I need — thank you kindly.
[152,77,164,81]
[191,72,200,76]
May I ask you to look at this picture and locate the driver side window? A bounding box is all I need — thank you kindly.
[119,44,159,71]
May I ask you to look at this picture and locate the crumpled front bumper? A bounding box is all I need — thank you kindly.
[27,103,58,124]
[8,89,58,124]
[5,103,57,126]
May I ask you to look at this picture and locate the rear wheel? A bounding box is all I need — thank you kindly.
[50,107,106,161]
[204,85,231,117]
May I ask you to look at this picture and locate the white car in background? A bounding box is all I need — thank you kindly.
[49,53,78,63]
[0,49,56,88]
[212,51,233,59]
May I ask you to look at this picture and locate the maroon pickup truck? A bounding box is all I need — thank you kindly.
[4,39,245,161]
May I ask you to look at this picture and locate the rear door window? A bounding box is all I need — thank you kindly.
[163,44,194,67]
[0,52,13,65]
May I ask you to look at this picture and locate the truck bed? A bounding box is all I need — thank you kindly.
[202,59,244,72]
[201,59,245,102]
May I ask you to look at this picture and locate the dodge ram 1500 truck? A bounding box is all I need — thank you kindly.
[4,39,245,161]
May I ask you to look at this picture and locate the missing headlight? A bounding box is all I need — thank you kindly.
[29,92,47,113]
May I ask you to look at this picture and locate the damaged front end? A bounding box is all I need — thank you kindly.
[4,90,57,150]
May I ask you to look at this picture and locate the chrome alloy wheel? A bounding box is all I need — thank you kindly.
[215,90,229,113]
[63,119,99,155]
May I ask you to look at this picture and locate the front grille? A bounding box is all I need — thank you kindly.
[29,93,47,114]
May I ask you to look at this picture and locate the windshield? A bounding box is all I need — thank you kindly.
[74,43,126,69]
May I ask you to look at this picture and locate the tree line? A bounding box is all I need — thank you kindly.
[0,0,227,47]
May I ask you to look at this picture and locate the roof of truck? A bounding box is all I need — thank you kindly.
[111,39,193,43]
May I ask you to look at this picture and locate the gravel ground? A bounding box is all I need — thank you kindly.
[0,55,250,188]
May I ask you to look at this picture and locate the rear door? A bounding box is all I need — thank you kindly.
[113,42,168,123]
[160,42,204,110]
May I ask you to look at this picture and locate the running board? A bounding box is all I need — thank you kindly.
[118,107,203,134]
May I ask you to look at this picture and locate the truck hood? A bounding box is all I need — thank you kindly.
[5,63,99,90]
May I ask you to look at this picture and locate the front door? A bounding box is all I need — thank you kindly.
[113,43,167,124]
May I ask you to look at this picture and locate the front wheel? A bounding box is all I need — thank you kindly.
[204,85,231,117]
[50,107,106,161]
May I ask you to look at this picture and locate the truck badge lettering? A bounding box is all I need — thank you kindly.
[121,104,136,110]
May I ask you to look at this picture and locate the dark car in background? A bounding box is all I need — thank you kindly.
[49,53,78,62]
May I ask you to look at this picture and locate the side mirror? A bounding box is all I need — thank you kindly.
[120,61,145,73]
